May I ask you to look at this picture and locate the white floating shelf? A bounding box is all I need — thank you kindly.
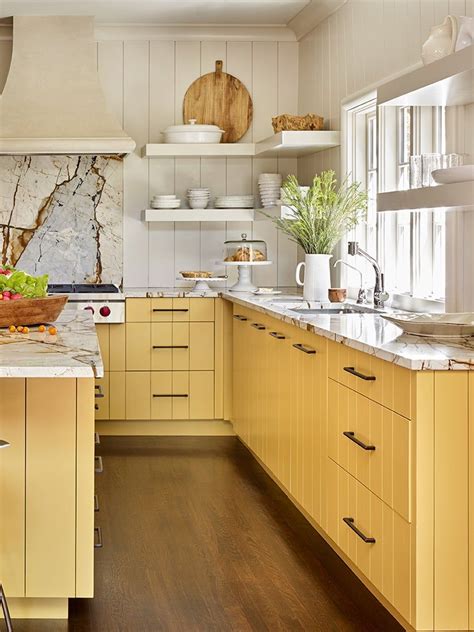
[377,45,474,107]
[142,131,340,159]
[377,181,474,212]
[255,130,340,157]
[144,208,256,222]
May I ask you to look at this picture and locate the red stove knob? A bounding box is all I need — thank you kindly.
[84,306,95,314]
[99,306,111,317]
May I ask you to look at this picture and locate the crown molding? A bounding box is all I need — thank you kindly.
[288,0,347,40]
[94,24,297,41]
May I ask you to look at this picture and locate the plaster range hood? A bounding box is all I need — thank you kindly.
[0,16,136,155]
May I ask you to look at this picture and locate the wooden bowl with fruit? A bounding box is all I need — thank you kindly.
[0,268,68,327]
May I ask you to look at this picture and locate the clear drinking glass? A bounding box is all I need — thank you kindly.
[410,155,422,189]
[422,153,442,187]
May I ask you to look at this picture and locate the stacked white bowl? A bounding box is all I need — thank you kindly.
[258,173,282,208]
[151,194,180,209]
[214,195,254,209]
[187,188,210,209]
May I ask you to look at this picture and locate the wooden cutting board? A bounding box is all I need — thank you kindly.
[183,60,253,143]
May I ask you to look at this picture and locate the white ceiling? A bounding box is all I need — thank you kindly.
[0,0,311,25]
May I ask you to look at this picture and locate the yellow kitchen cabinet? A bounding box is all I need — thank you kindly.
[190,322,214,370]
[0,379,25,598]
[126,323,151,371]
[96,323,110,371]
[125,372,151,419]
[109,324,126,371]
[328,380,411,522]
[151,371,214,420]
[151,372,173,420]
[150,298,190,322]
[151,322,173,371]
[190,298,215,322]
[94,373,110,420]
[109,372,126,419]
[126,298,151,322]
[190,371,214,419]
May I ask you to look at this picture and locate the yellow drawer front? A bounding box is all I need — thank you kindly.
[95,373,110,420]
[151,323,173,371]
[190,322,214,370]
[151,372,189,420]
[151,298,191,322]
[96,324,110,372]
[126,323,151,371]
[126,298,151,322]
[327,459,412,623]
[190,371,214,419]
[109,372,126,419]
[109,324,126,371]
[190,298,215,322]
[328,341,412,419]
[125,372,151,419]
[328,380,411,522]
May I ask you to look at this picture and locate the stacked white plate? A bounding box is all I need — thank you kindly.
[258,173,282,208]
[187,188,210,209]
[215,195,254,209]
[151,194,180,209]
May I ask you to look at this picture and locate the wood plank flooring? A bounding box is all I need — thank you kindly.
[14,437,402,631]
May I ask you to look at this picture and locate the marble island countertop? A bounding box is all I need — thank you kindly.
[0,307,103,378]
[123,286,221,298]
[222,291,474,371]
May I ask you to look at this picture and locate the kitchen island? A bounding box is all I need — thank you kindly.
[0,307,101,619]
[224,291,474,632]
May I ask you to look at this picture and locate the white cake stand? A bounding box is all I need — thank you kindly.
[177,275,227,291]
[221,261,273,292]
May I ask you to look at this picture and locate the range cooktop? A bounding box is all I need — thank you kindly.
[48,284,120,294]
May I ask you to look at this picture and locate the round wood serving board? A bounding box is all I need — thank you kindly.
[183,60,253,143]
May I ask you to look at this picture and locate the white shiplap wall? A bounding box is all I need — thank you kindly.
[96,38,299,288]
[296,0,474,310]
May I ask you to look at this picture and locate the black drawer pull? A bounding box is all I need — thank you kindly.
[251,323,266,330]
[94,526,103,549]
[292,343,316,355]
[269,331,286,339]
[95,432,100,446]
[153,308,188,313]
[343,366,376,381]
[95,404,99,411]
[343,517,376,543]
[94,385,104,398]
[343,431,375,451]
[233,314,248,321]
[95,455,104,474]
[152,345,189,349]
[94,494,99,512]
[153,394,188,398]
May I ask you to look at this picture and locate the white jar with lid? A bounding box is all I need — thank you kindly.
[162,119,225,143]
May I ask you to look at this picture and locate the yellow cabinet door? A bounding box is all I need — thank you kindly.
[109,372,126,419]
[109,323,126,371]
[172,298,190,322]
[96,323,110,371]
[190,371,215,419]
[126,323,151,371]
[189,298,214,322]
[95,373,110,420]
[151,298,174,322]
[172,372,190,419]
[173,322,190,371]
[151,372,173,420]
[278,324,295,493]
[125,372,151,419]
[151,323,173,371]
[126,298,151,322]
[0,378,25,597]
[190,322,214,371]
[26,379,76,597]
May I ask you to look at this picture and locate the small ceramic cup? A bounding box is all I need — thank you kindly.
[328,288,347,303]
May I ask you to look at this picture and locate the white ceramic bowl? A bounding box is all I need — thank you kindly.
[432,165,474,184]
[189,199,209,209]
[151,200,181,209]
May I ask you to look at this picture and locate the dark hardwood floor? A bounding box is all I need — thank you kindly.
[14,436,403,632]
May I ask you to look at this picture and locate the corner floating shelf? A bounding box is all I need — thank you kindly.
[141,130,340,159]
[377,181,474,213]
[143,206,290,223]
[377,45,474,107]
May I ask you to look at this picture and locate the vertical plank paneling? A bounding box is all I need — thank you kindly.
[252,42,278,141]
[149,40,176,287]
[123,41,150,287]
[227,41,253,142]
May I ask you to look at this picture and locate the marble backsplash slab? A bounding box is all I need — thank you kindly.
[0,155,123,284]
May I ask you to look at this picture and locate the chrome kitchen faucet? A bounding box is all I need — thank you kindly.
[347,241,389,308]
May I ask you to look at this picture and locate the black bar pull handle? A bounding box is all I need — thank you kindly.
[94,526,103,549]
[293,343,316,355]
[94,384,104,398]
[95,404,99,411]
[94,455,104,474]
[343,366,376,381]
[233,314,248,321]
[153,394,189,398]
[152,345,189,349]
[343,431,376,451]
[153,308,188,313]
[269,331,286,340]
[343,517,376,543]
[251,323,266,330]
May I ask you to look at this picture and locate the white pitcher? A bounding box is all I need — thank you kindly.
[295,254,332,302]
[422,15,457,64]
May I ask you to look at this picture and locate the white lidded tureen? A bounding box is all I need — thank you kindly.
[162,119,225,144]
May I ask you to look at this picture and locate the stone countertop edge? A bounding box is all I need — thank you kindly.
[0,307,103,379]
[221,292,474,372]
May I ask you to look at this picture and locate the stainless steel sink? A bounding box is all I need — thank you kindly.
[290,306,384,315]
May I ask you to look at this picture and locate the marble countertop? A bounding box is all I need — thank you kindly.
[0,307,103,378]
[222,291,474,371]
[123,286,221,298]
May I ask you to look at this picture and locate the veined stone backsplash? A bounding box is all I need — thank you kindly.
[0,155,123,284]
